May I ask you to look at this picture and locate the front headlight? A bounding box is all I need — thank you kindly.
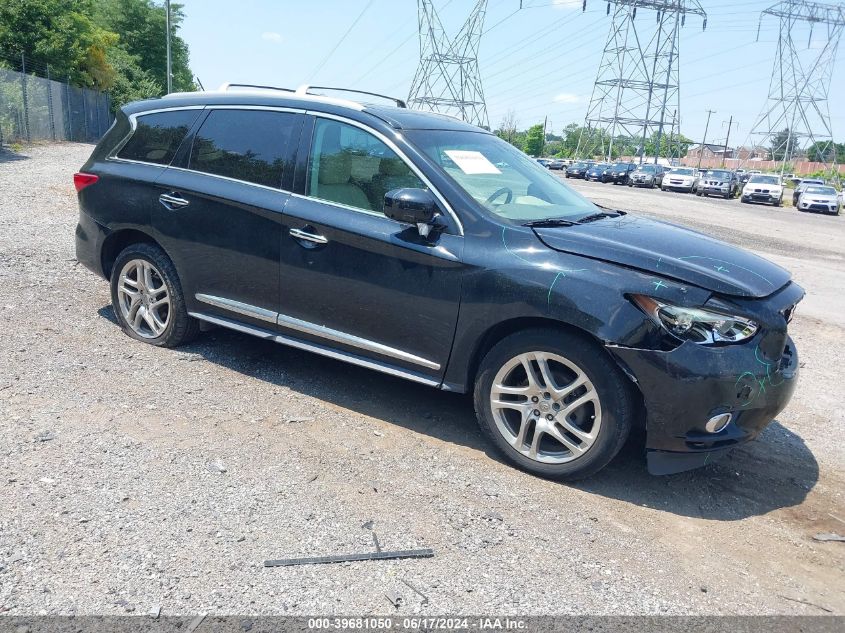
[632,295,758,345]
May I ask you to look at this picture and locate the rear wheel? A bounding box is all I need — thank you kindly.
[473,329,634,480]
[110,243,199,348]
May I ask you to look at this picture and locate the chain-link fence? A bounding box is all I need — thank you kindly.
[0,59,112,145]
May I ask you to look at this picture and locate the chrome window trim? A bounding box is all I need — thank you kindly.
[195,294,440,371]
[107,105,207,162]
[154,163,294,194]
[110,105,310,194]
[189,312,439,388]
[289,192,388,219]
[304,111,464,236]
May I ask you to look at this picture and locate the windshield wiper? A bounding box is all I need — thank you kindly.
[523,217,578,227]
[576,210,625,224]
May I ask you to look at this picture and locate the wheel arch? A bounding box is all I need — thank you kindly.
[459,316,646,426]
[100,228,165,281]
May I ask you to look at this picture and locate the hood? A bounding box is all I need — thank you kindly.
[745,182,782,190]
[533,215,791,298]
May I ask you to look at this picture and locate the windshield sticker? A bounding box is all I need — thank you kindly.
[444,150,501,175]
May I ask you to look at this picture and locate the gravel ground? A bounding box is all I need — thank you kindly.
[1,143,843,616]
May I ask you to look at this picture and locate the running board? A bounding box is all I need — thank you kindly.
[188,311,441,388]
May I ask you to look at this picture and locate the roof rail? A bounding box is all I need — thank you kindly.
[217,83,296,93]
[295,85,407,108]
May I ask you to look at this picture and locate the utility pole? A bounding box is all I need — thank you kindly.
[697,109,715,171]
[542,116,548,157]
[722,115,734,167]
[165,0,172,94]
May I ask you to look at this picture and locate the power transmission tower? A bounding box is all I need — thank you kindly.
[576,1,706,163]
[745,1,844,178]
[408,0,490,128]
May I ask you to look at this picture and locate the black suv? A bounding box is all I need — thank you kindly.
[74,84,803,480]
[607,162,636,185]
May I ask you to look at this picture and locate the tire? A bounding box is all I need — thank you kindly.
[741,197,749,204]
[109,243,199,348]
[473,328,635,481]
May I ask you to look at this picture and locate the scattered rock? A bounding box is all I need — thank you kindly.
[207,459,227,474]
[385,590,403,608]
[812,532,845,542]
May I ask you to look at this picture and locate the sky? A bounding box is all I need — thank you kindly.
[176,0,845,148]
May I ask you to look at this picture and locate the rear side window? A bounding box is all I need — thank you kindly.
[117,110,200,165]
[188,110,299,188]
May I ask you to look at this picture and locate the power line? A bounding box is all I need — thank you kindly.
[308,0,377,81]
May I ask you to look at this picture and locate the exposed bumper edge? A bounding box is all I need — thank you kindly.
[647,447,731,475]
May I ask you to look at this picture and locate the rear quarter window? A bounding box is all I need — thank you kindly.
[116,110,201,165]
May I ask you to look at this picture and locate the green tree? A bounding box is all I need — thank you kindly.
[770,128,799,161]
[806,140,845,163]
[0,0,117,88]
[644,130,694,159]
[522,123,545,157]
[94,0,194,93]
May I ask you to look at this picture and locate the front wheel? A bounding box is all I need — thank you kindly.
[473,329,635,480]
[110,243,199,348]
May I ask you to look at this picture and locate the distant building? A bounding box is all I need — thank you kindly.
[685,143,735,160]
[735,145,771,161]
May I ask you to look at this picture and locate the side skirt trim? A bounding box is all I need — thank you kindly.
[195,293,440,371]
[188,311,441,388]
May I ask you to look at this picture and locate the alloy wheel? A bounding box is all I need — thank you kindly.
[489,351,602,464]
[116,259,171,339]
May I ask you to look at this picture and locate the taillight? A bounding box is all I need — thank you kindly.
[73,172,99,192]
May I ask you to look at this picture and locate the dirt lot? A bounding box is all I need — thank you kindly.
[1,143,843,616]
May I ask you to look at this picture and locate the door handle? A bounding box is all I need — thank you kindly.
[159,192,190,210]
[289,227,328,245]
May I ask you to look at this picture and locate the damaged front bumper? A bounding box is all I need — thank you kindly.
[607,331,799,476]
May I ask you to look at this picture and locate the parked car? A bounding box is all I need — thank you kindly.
[629,163,666,188]
[548,158,567,170]
[661,167,697,193]
[536,158,551,168]
[607,162,636,185]
[796,185,841,215]
[565,161,589,179]
[585,162,611,182]
[737,169,761,185]
[73,83,804,480]
[696,169,740,199]
[741,174,784,206]
[792,179,825,206]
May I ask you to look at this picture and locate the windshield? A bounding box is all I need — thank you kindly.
[669,168,694,176]
[406,130,598,222]
[637,164,658,173]
[569,162,586,169]
[805,186,836,195]
[705,170,731,179]
[612,163,631,171]
[748,175,779,185]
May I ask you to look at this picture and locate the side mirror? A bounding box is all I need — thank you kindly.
[383,188,443,237]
